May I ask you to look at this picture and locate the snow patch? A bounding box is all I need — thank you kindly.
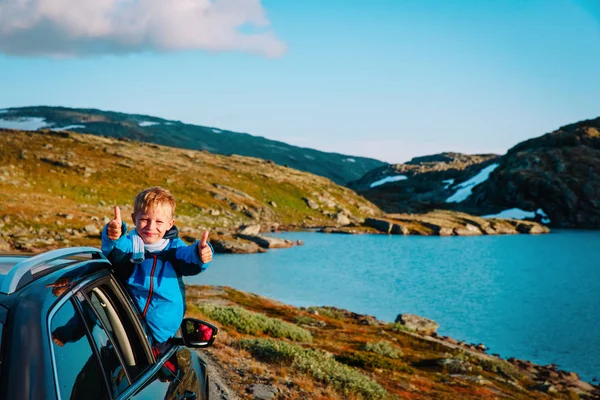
[0,117,51,131]
[0,110,7,114]
[370,175,408,188]
[212,128,222,133]
[445,163,499,203]
[344,158,356,163]
[483,207,551,224]
[304,155,315,160]
[138,121,159,127]
[442,179,455,189]
[165,122,174,125]
[51,124,86,131]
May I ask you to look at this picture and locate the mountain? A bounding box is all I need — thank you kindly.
[0,106,386,185]
[349,118,600,228]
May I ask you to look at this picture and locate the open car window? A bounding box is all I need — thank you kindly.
[80,278,154,383]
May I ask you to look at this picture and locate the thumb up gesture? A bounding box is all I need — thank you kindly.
[107,206,122,240]
[198,231,213,263]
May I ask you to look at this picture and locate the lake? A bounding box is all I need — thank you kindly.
[185,230,600,381]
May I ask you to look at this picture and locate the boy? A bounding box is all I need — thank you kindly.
[101,187,213,348]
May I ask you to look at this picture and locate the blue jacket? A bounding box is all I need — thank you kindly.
[101,223,211,343]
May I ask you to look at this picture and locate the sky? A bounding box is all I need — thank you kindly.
[1,0,599,163]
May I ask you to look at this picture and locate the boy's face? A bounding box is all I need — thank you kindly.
[132,203,175,244]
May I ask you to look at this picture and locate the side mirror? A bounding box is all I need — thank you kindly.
[180,318,218,348]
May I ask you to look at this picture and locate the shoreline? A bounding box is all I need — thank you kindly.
[186,284,600,399]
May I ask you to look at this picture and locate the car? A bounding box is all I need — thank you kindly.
[0,247,218,399]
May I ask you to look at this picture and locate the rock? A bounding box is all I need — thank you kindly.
[83,225,100,236]
[438,227,454,236]
[391,223,409,235]
[237,234,296,249]
[364,218,393,233]
[243,209,259,220]
[210,237,265,254]
[516,222,550,234]
[303,197,319,210]
[247,384,278,400]
[334,212,351,226]
[395,314,439,335]
[453,224,482,236]
[269,201,277,208]
[238,224,261,236]
[0,238,11,251]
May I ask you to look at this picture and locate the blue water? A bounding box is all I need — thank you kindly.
[185,230,600,381]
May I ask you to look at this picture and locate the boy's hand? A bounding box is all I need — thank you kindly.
[107,205,122,240]
[198,231,213,263]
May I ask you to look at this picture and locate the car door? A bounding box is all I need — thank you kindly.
[80,276,206,400]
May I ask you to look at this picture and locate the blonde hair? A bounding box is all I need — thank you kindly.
[133,187,175,218]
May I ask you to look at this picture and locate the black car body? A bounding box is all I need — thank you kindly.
[0,247,216,399]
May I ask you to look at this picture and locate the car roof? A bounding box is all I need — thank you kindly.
[0,256,29,289]
[0,248,109,297]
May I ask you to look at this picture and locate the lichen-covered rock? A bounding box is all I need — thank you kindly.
[395,314,439,335]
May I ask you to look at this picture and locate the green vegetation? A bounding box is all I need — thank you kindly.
[197,304,312,342]
[363,340,403,359]
[389,322,415,333]
[239,338,389,399]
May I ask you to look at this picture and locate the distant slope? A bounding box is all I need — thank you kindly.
[349,117,600,228]
[0,106,386,185]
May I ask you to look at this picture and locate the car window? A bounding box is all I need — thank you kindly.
[50,298,109,400]
[82,280,152,381]
[79,291,129,396]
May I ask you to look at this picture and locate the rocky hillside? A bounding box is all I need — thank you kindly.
[350,118,600,228]
[0,106,386,185]
[186,285,600,399]
[0,128,381,252]
[348,152,500,213]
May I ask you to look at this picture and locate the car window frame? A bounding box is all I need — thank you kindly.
[105,274,157,363]
[47,273,112,400]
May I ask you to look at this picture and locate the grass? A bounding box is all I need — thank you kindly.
[197,304,312,342]
[239,338,389,400]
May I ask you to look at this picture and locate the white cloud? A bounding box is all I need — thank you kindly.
[0,0,286,57]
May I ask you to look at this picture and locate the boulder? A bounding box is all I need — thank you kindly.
[83,224,100,236]
[395,314,439,335]
[247,384,278,400]
[453,224,482,236]
[210,237,265,254]
[238,224,261,235]
[335,212,351,226]
[303,197,319,210]
[237,234,296,249]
